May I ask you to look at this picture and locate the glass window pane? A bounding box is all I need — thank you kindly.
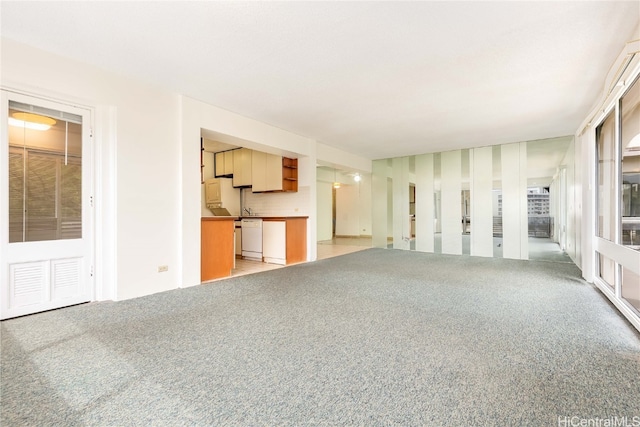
[596,111,616,241]
[8,149,24,243]
[60,160,82,239]
[597,251,616,290]
[622,267,640,313]
[621,75,640,249]
[26,153,58,241]
[7,102,82,242]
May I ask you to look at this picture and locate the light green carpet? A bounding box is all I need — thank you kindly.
[2,249,639,426]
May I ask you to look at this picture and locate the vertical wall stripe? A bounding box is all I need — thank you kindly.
[470,146,493,257]
[519,142,529,259]
[501,143,519,259]
[392,157,410,250]
[415,153,434,252]
[441,150,462,255]
[372,160,388,248]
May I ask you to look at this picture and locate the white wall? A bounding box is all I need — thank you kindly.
[335,184,361,236]
[335,174,371,237]
[2,38,181,301]
[357,174,372,236]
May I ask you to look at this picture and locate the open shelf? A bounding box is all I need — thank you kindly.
[282,157,298,192]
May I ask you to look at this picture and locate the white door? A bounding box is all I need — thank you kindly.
[1,91,93,319]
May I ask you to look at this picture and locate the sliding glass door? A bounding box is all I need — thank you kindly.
[593,74,640,319]
[620,75,640,312]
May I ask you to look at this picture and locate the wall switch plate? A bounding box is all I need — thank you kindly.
[158,265,169,272]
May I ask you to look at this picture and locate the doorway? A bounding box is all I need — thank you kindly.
[1,92,94,319]
[316,166,372,259]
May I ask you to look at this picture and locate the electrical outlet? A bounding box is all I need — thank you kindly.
[158,265,168,273]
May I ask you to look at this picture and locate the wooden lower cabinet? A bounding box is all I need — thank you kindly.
[201,218,236,282]
[285,217,307,264]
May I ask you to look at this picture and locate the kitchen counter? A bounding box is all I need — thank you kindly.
[202,216,308,220]
[201,216,239,221]
[260,216,308,222]
[240,215,309,220]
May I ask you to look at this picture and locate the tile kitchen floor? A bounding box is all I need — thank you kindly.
[232,258,284,277]
[317,237,372,260]
[219,237,373,280]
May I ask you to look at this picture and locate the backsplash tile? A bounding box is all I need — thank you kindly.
[243,186,310,217]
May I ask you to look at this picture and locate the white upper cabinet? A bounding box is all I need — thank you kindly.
[215,150,234,177]
[266,153,283,191]
[251,151,267,192]
[232,147,252,187]
[252,151,283,192]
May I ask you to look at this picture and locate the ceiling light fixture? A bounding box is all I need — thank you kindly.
[333,168,341,189]
[354,173,361,182]
[8,112,56,131]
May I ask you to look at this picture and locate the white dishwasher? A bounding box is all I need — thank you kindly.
[241,218,263,261]
[263,221,286,265]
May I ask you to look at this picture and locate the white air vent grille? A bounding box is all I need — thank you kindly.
[10,262,46,308]
[52,258,81,300]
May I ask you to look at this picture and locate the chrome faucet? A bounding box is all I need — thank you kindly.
[243,207,253,216]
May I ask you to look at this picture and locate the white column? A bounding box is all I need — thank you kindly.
[501,142,528,259]
[441,150,462,255]
[470,146,493,257]
[415,153,434,252]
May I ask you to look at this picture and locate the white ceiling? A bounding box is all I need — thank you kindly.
[1,1,638,162]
